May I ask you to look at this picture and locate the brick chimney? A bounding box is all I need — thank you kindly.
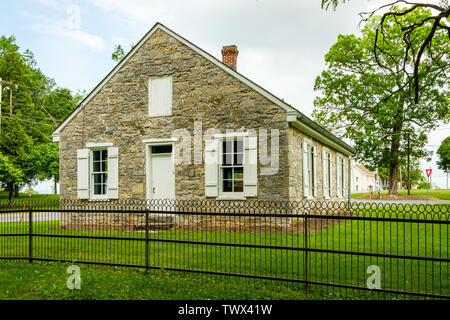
[221,45,239,71]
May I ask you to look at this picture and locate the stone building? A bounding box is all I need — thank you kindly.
[52,23,355,204]
[351,164,376,193]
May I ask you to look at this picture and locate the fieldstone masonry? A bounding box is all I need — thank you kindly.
[58,26,349,229]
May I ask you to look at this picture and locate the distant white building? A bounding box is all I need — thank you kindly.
[351,164,376,193]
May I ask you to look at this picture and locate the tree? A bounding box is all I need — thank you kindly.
[313,8,449,195]
[437,136,450,188]
[0,35,79,202]
[112,43,134,62]
[321,0,450,104]
[112,44,125,62]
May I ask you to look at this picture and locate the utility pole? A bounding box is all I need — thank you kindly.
[407,134,411,196]
[9,84,12,116]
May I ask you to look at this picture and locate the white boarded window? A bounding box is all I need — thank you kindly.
[148,77,172,117]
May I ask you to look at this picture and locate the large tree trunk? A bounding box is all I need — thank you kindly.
[6,183,14,207]
[54,177,57,195]
[388,120,402,195]
[14,184,19,197]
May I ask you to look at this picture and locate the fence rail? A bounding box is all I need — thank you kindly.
[0,199,448,299]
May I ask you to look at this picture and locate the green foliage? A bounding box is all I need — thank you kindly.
[437,136,450,172]
[0,153,24,186]
[313,7,449,194]
[321,0,346,10]
[112,43,134,62]
[112,44,125,62]
[0,35,79,196]
[417,181,431,189]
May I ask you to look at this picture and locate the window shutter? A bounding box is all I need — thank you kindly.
[205,139,219,197]
[313,147,318,198]
[77,149,89,199]
[336,155,342,198]
[244,136,257,197]
[303,143,309,198]
[343,159,347,198]
[148,77,172,117]
[322,150,327,198]
[107,147,119,199]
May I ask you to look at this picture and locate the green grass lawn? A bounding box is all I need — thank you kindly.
[0,260,317,300]
[351,189,450,200]
[0,191,60,201]
[0,205,448,300]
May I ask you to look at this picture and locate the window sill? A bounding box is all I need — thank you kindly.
[304,196,315,200]
[88,197,110,202]
[216,195,247,201]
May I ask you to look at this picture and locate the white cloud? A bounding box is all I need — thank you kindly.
[30,23,106,50]
[22,3,106,51]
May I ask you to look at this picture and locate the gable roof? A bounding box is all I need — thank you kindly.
[52,22,355,156]
[355,164,375,176]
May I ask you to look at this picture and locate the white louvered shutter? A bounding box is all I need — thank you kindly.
[313,147,318,198]
[303,143,309,198]
[322,150,328,198]
[77,149,89,199]
[343,158,347,198]
[205,139,219,197]
[107,147,119,199]
[337,155,342,198]
[244,136,257,197]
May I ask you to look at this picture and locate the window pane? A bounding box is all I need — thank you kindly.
[222,168,233,180]
[93,150,101,161]
[234,153,243,165]
[94,184,102,195]
[152,145,172,154]
[234,167,243,180]
[102,184,108,195]
[102,160,108,172]
[234,181,243,192]
[223,141,232,153]
[93,161,101,172]
[234,140,243,153]
[102,173,108,185]
[102,150,108,160]
[222,154,233,166]
[222,180,233,192]
[94,173,101,184]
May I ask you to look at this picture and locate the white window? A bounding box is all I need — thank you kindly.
[77,145,119,200]
[303,139,317,199]
[148,76,172,117]
[91,149,108,197]
[204,133,257,199]
[322,148,332,199]
[220,137,244,195]
[336,154,345,198]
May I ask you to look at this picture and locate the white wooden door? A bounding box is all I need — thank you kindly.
[151,153,175,200]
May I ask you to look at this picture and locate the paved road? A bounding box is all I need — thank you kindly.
[0,212,61,223]
[351,199,450,205]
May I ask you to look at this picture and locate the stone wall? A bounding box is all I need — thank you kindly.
[288,126,349,201]
[59,27,349,205]
[59,28,290,202]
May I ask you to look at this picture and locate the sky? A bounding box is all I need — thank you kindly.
[1,0,448,192]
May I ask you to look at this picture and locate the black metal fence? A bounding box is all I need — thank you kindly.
[0,199,448,299]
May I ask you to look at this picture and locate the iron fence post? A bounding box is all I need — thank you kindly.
[28,208,33,264]
[304,212,308,295]
[145,209,149,271]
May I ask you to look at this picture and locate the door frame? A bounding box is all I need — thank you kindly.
[143,138,177,200]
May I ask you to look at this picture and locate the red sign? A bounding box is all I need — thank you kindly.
[426,169,432,178]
